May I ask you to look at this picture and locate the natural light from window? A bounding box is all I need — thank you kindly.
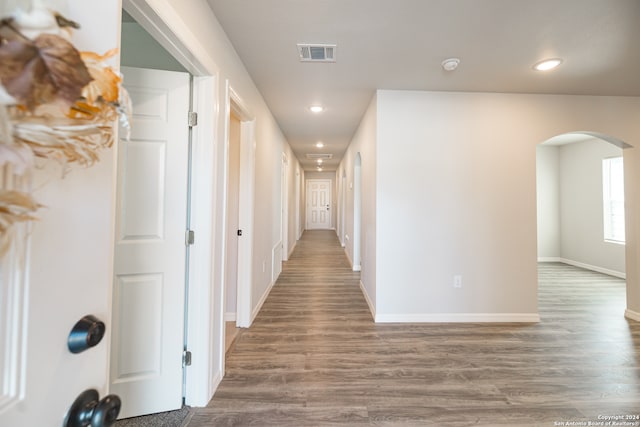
[603,156,625,244]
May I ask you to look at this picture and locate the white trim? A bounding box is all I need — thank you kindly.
[184,76,219,408]
[539,257,626,279]
[251,279,276,324]
[359,280,375,320]
[298,169,302,242]
[343,246,353,270]
[375,313,541,323]
[353,264,362,272]
[287,240,297,259]
[123,0,217,75]
[281,153,289,261]
[209,371,223,402]
[224,313,237,322]
[537,257,562,263]
[272,240,283,283]
[625,309,640,322]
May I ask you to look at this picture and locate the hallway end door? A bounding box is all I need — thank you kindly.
[306,179,332,230]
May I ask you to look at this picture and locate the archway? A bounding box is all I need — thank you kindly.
[536,131,629,318]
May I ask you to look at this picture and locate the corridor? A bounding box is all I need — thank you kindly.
[187,231,640,426]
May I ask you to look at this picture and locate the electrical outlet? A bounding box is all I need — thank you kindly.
[453,275,463,288]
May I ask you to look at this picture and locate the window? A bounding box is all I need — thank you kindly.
[603,157,625,243]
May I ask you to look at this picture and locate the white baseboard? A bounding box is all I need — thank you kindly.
[210,370,223,400]
[538,257,562,263]
[251,279,275,324]
[374,313,541,323]
[353,264,361,272]
[224,313,236,322]
[359,280,375,320]
[539,257,626,279]
[288,240,297,258]
[344,247,353,269]
[625,309,640,322]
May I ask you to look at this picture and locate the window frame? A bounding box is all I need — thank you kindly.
[602,156,625,244]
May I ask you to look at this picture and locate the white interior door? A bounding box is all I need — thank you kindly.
[110,67,190,419]
[306,179,332,229]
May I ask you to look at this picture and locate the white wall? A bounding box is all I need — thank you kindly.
[559,139,625,275]
[536,145,560,258]
[338,94,377,315]
[371,90,640,322]
[152,0,301,311]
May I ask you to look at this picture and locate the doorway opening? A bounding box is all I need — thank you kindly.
[226,89,256,330]
[353,153,362,272]
[112,9,193,420]
[224,110,242,354]
[536,132,629,319]
[116,0,220,414]
[340,170,347,247]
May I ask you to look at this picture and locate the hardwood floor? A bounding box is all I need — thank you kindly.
[187,230,640,426]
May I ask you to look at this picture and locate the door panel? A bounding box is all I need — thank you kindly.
[306,180,332,229]
[119,141,167,240]
[0,3,119,426]
[111,67,190,419]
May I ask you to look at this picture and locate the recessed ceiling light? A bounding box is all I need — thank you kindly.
[317,167,323,171]
[317,159,323,164]
[533,58,563,71]
[441,58,460,71]
[316,142,324,148]
[309,105,324,113]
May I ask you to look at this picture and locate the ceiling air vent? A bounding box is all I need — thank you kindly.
[306,153,333,160]
[297,44,336,62]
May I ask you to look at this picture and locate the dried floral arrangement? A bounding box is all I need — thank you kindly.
[0,1,130,255]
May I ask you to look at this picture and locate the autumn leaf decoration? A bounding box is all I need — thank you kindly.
[0,5,130,256]
[0,18,93,110]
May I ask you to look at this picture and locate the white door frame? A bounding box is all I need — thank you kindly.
[295,166,301,240]
[281,153,289,261]
[123,0,221,408]
[340,170,347,247]
[226,87,256,330]
[353,154,362,272]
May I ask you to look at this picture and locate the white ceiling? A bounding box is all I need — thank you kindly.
[206,0,640,171]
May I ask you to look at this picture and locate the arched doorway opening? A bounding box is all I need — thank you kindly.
[536,131,630,319]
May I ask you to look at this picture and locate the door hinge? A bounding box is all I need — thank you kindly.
[188,111,198,127]
[185,229,195,246]
[183,350,192,367]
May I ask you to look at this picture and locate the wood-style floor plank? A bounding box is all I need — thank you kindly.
[187,230,640,426]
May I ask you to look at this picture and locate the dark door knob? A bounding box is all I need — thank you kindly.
[68,315,106,354]
[65,389,121,427]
